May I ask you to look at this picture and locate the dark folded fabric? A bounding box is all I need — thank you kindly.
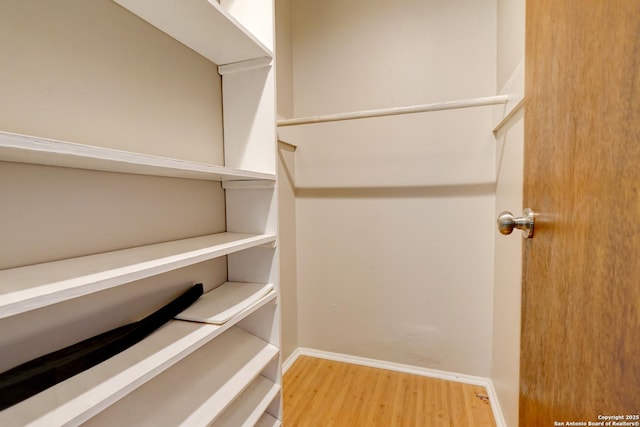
[0,283,204,410]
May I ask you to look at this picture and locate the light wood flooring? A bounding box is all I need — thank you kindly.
[283,356,496,427]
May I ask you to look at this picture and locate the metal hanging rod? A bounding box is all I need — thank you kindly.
[277,95,509,127]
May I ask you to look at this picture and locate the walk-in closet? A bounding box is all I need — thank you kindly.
[3,0,637,426]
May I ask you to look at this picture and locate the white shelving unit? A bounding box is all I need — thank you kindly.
[0,291,277,426]
[0,0,280,424]
[83,327,279,426]
[209,375,282,427]
[256,413,282,427]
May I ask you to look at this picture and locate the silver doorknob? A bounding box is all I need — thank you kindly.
[497,208,535,238]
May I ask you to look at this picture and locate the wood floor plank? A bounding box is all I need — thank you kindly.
[283,356,496,427]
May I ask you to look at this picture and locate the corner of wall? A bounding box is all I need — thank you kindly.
[275,0,294,120]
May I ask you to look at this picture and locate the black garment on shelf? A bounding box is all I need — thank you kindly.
[0,283,204,411]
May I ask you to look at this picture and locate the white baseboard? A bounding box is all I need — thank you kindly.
[296,347,489,385]
[283,347,506,427]
[282,348,301,375]
[484,378,508,427]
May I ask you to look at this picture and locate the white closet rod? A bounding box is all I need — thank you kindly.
[277,95,509,127]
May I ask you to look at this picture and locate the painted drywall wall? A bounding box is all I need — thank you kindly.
[497,0,526,90]
[0,1,227,371]
[0,161,226,269]
[285,0,498,377]
[292,186,495,374]
[275,0,293,120]
[292,0,497,117]
[0,0,223,164]
[492,1,525,425]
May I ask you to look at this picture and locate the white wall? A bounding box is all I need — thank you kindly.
[497,0,526,91]
[0,0,223,164]
[292,0,497,117]
[282,0,498,377]
[275,0,293,120]
[491,1,526,425]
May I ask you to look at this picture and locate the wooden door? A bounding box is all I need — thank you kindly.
[521,1,640,425]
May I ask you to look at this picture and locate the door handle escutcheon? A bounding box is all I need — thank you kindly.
[497,208,535,238]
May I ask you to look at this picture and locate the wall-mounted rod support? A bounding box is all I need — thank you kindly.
[277,95,509,127]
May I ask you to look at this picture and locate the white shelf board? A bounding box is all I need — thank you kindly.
[255,412,282,427]
[222,180,277,190]
[111,0,272,65]
[176,282,274,324]
[209,375,281,427]
[218,57,273,75]
[0,131,276,181]
[82,327,279,427]
[0,232,276,319]
[0,292,277,426]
